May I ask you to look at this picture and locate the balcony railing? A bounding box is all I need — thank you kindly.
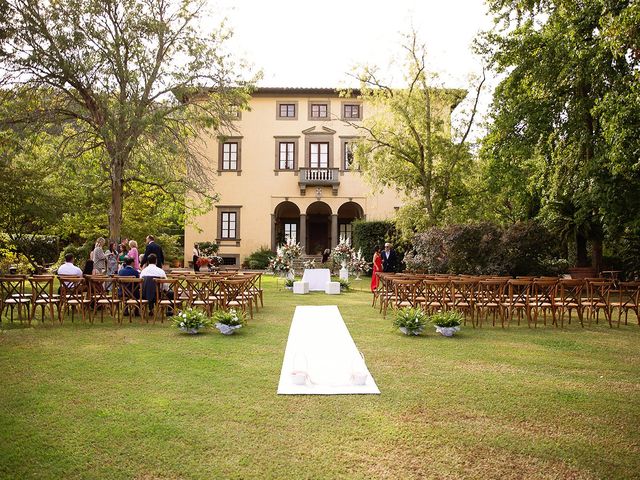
[298,167,340,195]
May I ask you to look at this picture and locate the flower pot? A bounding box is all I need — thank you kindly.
[435,326,460,337]
[215,323,242,335]
[399,326,424,336]
[339,261,349,281]
[180,327,201,335]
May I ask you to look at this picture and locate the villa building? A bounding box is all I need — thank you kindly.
[184,87,460,266]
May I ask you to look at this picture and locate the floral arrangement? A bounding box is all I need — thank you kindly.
[303,258,316,269]
[331,235,354,266]
[198,241,219,257]
[349,249,371,277]
[196,255,223,269]
[213,308,246,335]
[393,307,427,336]
[430,311,463,328]
[269,237,301,276]
[173,308,212,333]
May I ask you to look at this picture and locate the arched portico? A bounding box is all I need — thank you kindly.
[337,201,365,244]
[271,201,300,250]
[305,201,332,255]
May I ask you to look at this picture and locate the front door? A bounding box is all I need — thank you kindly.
[307,215,329,255]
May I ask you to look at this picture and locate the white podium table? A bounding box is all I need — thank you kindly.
[301,268,331,291]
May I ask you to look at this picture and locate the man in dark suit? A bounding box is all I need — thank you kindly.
[141,235,165,268]
[382,242,398,273]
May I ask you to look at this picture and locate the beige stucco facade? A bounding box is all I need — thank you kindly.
[184,87,452,266]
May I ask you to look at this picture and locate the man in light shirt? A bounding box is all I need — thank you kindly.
[140,253,170,314]
[57,253,83,276]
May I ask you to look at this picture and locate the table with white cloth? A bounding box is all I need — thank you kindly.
[301,268,331,291]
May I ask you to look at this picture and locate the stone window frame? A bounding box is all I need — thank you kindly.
[216,206,242,243]
[341,101,363,121]
[273,136,300,172]
[308,101,330,121]
[339,136,360,172]
[218,254,240,267]
[276,101,298,120]
[217,136,243,175]
[304,132,334,168]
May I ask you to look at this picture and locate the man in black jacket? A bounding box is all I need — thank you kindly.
[141,235,165,268]
[382,242,398,273]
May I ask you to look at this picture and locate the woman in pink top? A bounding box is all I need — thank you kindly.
[128,239,140,270]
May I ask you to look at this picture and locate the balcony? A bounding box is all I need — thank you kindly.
[298,167,340,195]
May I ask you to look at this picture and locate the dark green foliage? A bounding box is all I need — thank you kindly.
[12,235,60,266]
[352,220,407,268]
[405,221,562,276]
[198,242,219,257]
[245,246,273,270]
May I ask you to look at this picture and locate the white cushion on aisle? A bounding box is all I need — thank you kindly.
[301,268,331,291]
[277,306,380,395]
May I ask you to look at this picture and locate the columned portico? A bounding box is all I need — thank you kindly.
[299,214,307,251]
[331,214,338,248]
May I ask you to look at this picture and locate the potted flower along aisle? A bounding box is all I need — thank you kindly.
[393,307,427,336]
[332,236,354,281]
[431,311,463,337]
[173,308,212,334]
[212,309,246,335]
[269,237,302,281]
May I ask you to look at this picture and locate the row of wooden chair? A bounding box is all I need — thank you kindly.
[373,273,640,328]
[0,272,263,324]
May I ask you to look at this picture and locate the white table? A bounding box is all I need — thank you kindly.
[301,268,331,291]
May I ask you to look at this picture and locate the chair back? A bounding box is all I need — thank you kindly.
[117,277,143,302]
[0,276,25,301]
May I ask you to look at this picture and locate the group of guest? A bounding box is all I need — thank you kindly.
[89,235,164,275]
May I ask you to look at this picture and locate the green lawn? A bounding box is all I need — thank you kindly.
[1,276,639,479]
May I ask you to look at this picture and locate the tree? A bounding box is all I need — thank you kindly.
[0,0,256,241]
[346,31,485,234]
[478,0,640,270]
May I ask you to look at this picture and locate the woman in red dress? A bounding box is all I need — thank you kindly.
[371,245,383,292]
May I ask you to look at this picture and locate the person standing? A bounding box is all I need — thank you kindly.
[128,240,140,271]
[321,248,331,264]
[106,242,118,275]
[193,243,201,272]
[92,237,107,274]
[118,244,129,269]
[371,245,383,292]
[382,242,398,273]
[141,235,164,268]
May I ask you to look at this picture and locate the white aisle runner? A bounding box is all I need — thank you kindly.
[277,306,380,395]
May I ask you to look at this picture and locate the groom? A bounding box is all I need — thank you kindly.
[382,242,398,273]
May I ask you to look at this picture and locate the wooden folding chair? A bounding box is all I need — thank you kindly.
[116,277,148,323]
[420,279,450,315]
[448,278,477,327]
[383,279,419,318]
[29,275,60,323]
[531,279,558,327]
[186,277,212,314]
[582,280,613,327]
[476,279,508,327]
[0,276,31,323]
[86,275,118,323]
[502,279,532,327]
[611,281,640,327]
[154,278,180,323]
[58,276,91,323]
[556,279,585,328]
[219,278,253,319]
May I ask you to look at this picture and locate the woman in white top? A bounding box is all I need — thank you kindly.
[92,237,107,274]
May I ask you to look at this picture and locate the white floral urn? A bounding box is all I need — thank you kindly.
[215,323,243,335]
[286,269,295,281]
[435,326,460,337]
[339,261,349,281]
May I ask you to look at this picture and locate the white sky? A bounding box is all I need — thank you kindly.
[211,0,499,141]
[216,0,495,90]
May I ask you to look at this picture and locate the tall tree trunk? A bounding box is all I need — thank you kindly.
[109,158,124,243]
[591,238,603,274]
[576,231,589,267]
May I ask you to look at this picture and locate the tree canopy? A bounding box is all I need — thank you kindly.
[0,0,256,242]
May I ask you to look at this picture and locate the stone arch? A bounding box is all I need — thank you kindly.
[272,201,301,249]
[305,201,332,255]
[337,201,364,244]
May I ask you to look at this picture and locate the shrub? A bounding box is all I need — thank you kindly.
[0,248,32,274]
[352,220,408,271]
[405,220,563,276]
[198,241,219,256]
[246,246,274,270]
[156,233,182,263]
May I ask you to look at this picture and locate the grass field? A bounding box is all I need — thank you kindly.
[1,276,639,479]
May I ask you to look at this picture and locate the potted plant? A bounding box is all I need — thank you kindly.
[331,235,354,281]
[213,308,246,335]
[430,311,463,337]
[393,307,427,336]
[338,278,350,291]
[173,308,212,334]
